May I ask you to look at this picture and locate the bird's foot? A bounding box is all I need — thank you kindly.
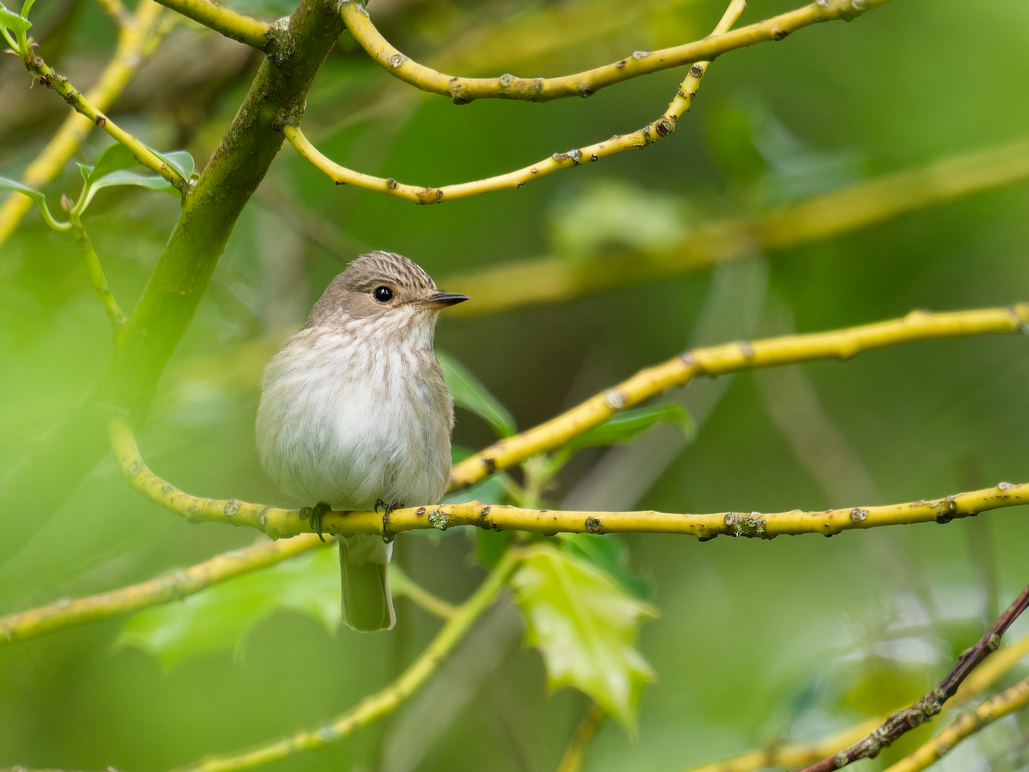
[375,498,400,544]
[299,501,331,542]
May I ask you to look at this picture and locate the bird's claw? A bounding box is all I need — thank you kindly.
[376,498,400,544]
[300,501,331,542]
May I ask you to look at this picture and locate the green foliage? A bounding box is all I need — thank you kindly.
[556,533,650,599]
[509,543,656,734]
[437,350,517,438]
[0,0,32,56]
[0,176,68,231]
[118,546,340,668]
[76,143,195,211]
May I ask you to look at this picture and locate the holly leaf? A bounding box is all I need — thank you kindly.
[509,544,656,734]
[556,533,650,599]
[117,546,339,668]
[437,350,516,438]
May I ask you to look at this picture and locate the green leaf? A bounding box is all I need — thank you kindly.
[90,169,175,195]
[88,143,143,184]
[556,533,650,599]
[117,546,339,668]
[509,544,656,734]
[437,350,517,438]
[0,176,44,205]
[152,148,195,179]
[0,176,67,231]
[565,403,693,453]
[0,2,31,34]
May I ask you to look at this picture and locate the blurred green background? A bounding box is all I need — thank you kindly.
[1,0,1028,770]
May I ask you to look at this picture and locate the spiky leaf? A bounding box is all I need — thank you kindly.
[509,544,656,734]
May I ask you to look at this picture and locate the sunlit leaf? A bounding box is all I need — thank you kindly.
[509,544,656,734]
[437,350,516,438]
[556,533,650,599]
[564,403,692,453]
[117,546,339,668]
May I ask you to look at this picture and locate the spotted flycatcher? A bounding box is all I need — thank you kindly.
[256,251,468,632]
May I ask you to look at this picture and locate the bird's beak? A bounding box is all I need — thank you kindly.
[409,291,470,310]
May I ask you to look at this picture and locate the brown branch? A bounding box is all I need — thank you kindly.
[792,580,1029,772]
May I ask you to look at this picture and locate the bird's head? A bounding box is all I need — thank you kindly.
[306,251,468,345]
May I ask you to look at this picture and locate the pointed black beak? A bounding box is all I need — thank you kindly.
[410,291,470,310]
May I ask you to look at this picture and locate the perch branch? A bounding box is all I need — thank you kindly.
[793,581,1029,771]
[450,304,1029,488]
[341,0,894,104]
[110,416,1028,541]
[286,0,747,205]
[175,548,522,772]
[0,0,169,246]
[151,0,270,48]
[0,536,324,647]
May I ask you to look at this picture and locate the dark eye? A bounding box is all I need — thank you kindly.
[373,286,393,303]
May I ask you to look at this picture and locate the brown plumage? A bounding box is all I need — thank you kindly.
[256,251,468,631]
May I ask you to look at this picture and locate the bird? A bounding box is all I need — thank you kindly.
[256,251,468,632]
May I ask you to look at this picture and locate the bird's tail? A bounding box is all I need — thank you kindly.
[339,534,396,632]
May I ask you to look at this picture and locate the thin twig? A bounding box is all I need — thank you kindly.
[341,0,894,104]
[0,0,170,246]
[792,582,1029,772]
[292,1,748,204]
[19,49,188,190]
[883,678,1029,772]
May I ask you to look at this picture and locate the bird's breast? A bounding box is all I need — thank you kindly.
[256,328,453,510]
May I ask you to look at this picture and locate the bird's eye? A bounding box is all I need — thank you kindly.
[373,286,393,303]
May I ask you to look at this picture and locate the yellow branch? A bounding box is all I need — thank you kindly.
[0,0,169,247]
[151,0,270,48]
[110,415,1028,541]
[0,536,324,647]
[284,1,749,205]
[441,137,1029,317]
[176,548,522,772]
[341,0,894,104]
[882,676,1029,772]
[451,304,1029,488]
[21,50,188,189]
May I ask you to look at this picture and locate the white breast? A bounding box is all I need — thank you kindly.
[256,321,453,511]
